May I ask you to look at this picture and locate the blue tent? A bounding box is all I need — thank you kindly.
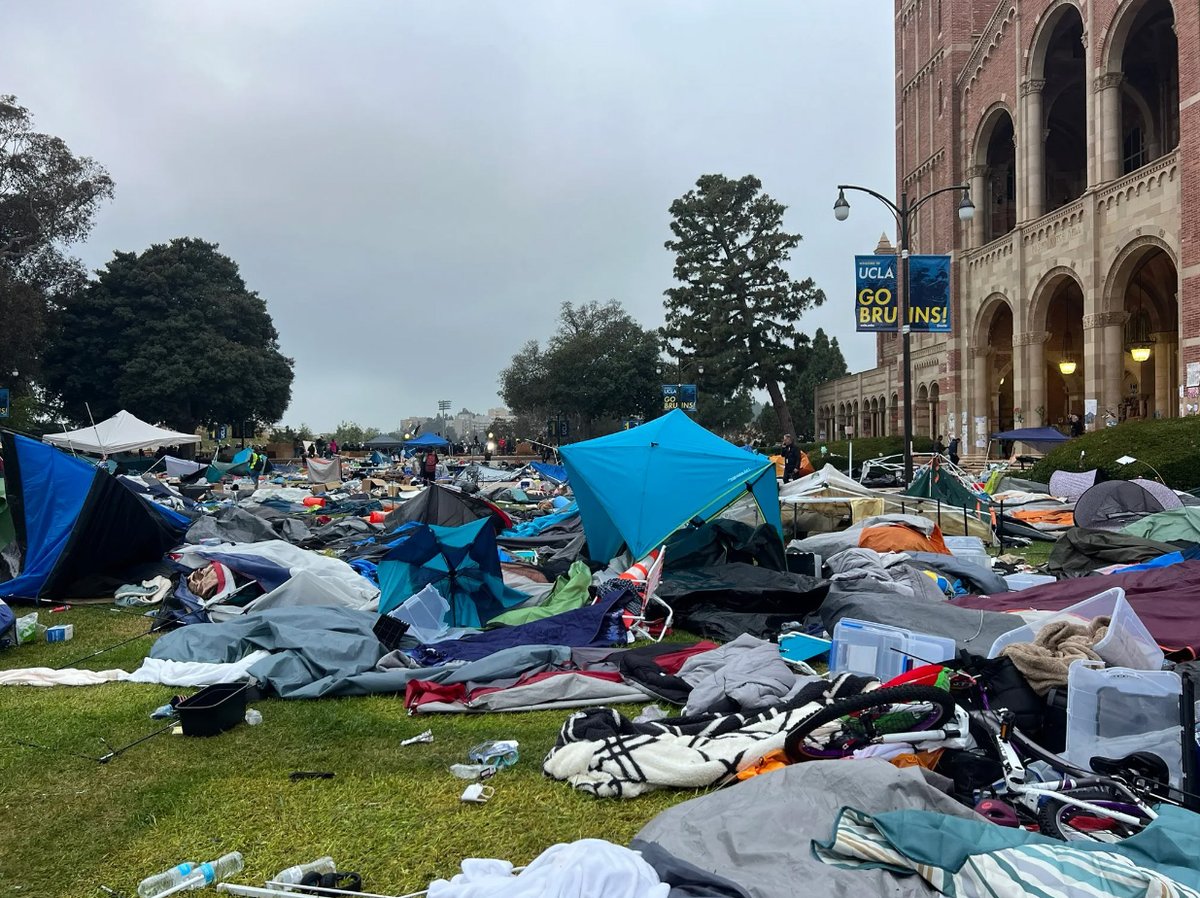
[559,410,783,562]
[0,432,185,600]
[377,518,526,627]
[530,461,568,484]
[406,434,451,450]
[991,426,1070,452]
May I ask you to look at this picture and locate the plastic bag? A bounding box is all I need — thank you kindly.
[16,612,39,645]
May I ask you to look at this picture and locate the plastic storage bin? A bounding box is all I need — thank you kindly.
[1003,573,1058,592]
[1064,661,1182,787]
[831,618,957,682]
[177,683,252,737]
[943,536,991,574]
[987,587,1164,671]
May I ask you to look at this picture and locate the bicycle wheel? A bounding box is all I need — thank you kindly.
[1035,787,1152,842]
[783,684,957,762]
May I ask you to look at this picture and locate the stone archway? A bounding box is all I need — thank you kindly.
[1026,2,1087,216]
[972,105,1018,243]
[972,294,1015,435]
[914,384,931,441]
[1031,269,1086,426]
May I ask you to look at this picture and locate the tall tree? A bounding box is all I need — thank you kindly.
[44,237,293,432]
[785,328,848,440]
[500,300,660,437]
[662,174,826,436]
[0,95,113,398]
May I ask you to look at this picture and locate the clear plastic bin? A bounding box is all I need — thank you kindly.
[1003,573,1057,592]
[943,536,991,574]
[987,587,1164,671]
[1065,661,1182,787]
[831,618,957,682]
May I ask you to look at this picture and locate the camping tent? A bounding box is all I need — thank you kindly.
[990,426,1069,453]
[43,410,200,455]
[406,434,451,450]
[1075,479,1182,531]
[377,518,527,627]
[383,483,512,533]
[0,432,185,600]
[559,410,782,563]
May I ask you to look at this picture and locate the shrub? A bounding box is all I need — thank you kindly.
[1025,417,1200,490]
[789,435,935,475]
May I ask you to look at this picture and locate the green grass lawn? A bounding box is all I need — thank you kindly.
[0,607,696,898]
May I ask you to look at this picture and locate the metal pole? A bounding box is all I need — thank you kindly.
[898,192,914,485]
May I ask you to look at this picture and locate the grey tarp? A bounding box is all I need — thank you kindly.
[149,605,577,698]
[1046,527,1180,577]
[185,506,278,544]
[821,583,1022,655]
[677,633,819,716]
[903,550,1010,594]
[632,760,980,898]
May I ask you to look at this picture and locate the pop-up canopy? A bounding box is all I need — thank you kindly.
[44,410,200,455]
[406,433,451,449]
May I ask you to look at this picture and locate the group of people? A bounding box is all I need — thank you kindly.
[932,435,961,465]
[292,437,339,459]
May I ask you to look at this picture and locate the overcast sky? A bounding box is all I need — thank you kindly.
[5,1,895,432]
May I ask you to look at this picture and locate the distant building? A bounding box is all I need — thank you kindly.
[487,407,513,421]
[816,0,1190,447]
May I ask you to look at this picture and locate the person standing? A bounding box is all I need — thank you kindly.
[328,437,339,457]
[933,434,946,456]
[780,433,800,483]
[1069,414,1084,437]
[947,435,960,467]
[422,449,439,484]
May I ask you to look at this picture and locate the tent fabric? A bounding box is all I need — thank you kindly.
[306,456,341,484]
[1049,469,1098,500]
[406,433,451,449]
[560,410,782,563]
[1,432,184,600]
[1074,479,1168,530]
[904,465,989,512]
[364,434,406,449]
[164,456,206,478]
[384,483,512,534]
[377,518,527,627]
[953,559,1200,656]
[632,761,981,898]
[486,560,592,628]
[990,426,1069,452]
[43,409,200,455]
[1121,506,1200,544]
[1047,528,1182,577]
[530,461,568,484]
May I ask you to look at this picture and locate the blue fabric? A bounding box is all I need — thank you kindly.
[990,426,1070,452]
[500,504,579,538]
[201,552,292,592]
[530,462,568,484]
[1110,550,1185,575]
[406,434,450,449]
[0,435,97,599]
[369,450,387,465]
[377,518,526,627]
[413,589,627,665]
[559,410,783,562]
[0,598,14,643]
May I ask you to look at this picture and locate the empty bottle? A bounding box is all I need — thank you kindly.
[165,852,244,893]
[137,863,197,898]
[271,856,336,886]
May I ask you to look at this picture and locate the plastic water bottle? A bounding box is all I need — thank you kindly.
[137,863,197,898]
[167,852,244,893]
[271,856,336,886]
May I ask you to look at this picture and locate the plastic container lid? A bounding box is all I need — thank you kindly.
[831,618,956,682]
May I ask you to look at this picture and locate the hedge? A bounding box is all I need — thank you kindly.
[788,435,935,475]
[1025,416,1200,490]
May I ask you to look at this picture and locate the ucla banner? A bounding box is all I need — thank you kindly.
[662,384,697,412]
[854,254,951,333]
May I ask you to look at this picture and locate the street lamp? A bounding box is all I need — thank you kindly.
[833,182,974,484]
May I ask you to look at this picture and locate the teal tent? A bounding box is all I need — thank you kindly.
[560,410,782,563]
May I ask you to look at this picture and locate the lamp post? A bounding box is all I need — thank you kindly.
[833,183,975,483]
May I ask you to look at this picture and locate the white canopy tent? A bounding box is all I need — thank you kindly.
[43,410,201,455]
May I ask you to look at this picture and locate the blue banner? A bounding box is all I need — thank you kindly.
[662,384,698,412]
[854,254,951,333]
[0,388,8,418]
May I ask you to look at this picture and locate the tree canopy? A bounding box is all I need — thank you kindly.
[500,300,660,438]
[662,173,826,437]
[0,95,113,401]
[44,237,294,432]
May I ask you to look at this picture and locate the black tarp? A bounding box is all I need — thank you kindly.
[657,564,828,641]
[665,520,786,572]
[1047,527,1183,577]
[384,483,511,533]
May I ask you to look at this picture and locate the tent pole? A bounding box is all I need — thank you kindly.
[84,402,106,460]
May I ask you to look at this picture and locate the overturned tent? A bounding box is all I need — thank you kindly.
[383,483,511,533]
[1074,479,1180,530]
[377,518,526,627]
[560,410,782,563]
[0,432,185,600]
[43,409,200,455]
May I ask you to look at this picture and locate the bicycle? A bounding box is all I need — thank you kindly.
[781,673,1190,842]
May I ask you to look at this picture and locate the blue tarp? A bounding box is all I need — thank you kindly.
[0,434,97,599]
[406,434,451,449]
[530,461,568,484]
[500,503,579,538]
[559,410,782,562]
[991,426,1070,452]
[377,518,526,627]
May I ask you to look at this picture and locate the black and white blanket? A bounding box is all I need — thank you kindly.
[542,673,873,798]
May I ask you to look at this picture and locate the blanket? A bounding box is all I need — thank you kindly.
[542,673,872,798]
[999,616,1108,694]
[814,805,1200,898]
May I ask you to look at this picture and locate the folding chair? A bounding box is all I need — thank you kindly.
[610,547,673,642]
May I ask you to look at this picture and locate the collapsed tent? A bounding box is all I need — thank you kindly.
[0,432,185,600]
[560,410,782,563]
[43,409,201,455]
[377,518,526,626]
[384,483,512,533]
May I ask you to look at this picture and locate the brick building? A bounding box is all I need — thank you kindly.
[815,0,1196,453]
